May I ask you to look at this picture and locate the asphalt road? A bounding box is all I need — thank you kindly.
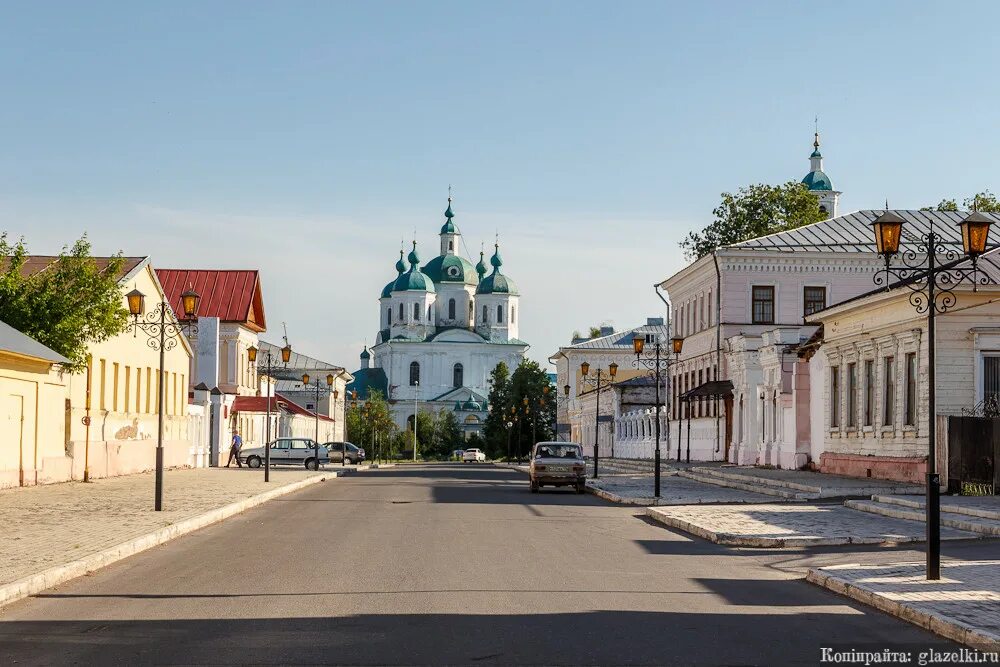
[0,464,966,666]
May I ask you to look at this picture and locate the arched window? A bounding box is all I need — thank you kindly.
[448,298,456,320]
[453,363,463,388]
[511,306,516,324]
[409,361,420,386]
[428,305,432,321]
[497,305,503,323]
[387,307,392,325]
[399,302,404,321]
[468,302,473,323]
[414,302,420,321]
[482,305,488,323]
[449,241,454,251]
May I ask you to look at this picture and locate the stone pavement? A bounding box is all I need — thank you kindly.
[589,474,786,506]
[808,560,1000,651]
[0,467,324,589]
[645,503,983,547]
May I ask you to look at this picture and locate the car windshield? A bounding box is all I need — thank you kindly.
[535,445,582,459]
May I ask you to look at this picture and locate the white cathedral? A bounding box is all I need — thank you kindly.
[348,196,528,438]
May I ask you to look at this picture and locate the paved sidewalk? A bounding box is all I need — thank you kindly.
[589,475,785,506]
[808,560,1000,651]
[1,468,326,591]
[646,503,982,547]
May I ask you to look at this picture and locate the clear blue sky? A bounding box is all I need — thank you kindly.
[2,1,998,368]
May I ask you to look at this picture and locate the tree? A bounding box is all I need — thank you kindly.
[482,361,512,459]
[680,182,826,261]
[0,234,128,371]
[509,359,557,458]
[923,191,1000,213]
[346,390,397,459]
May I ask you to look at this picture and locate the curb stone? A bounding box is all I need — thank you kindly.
[806,568,1000,652]
[0,472,333,611]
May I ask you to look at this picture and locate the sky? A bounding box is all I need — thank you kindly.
[2,1,1000,369]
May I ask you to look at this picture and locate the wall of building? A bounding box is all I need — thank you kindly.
[0,354,67,489]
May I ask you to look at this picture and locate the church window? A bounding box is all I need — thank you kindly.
[453,363,463,388]
[482,305,488,324]
[409,361,420,386]
[449,241,454,251]
[511,306,516,324]
[399,303,404,321]
[387,307,392,325]
[497,305,503,323]
[449,298,456,320]
[428,305,432,321]
[414,303,420,321]
[468,302,473,323]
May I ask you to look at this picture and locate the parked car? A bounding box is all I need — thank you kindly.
[323,441,365,464]
[529,442,586,493]
[241,438,330,470]
[462,448,486,463]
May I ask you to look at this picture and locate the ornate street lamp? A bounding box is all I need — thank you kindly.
[302,372,337,470]
[634,333,674,498]
[125,285,200,511]
[870,208,995,580]
[248,340,291,482]
[671,337,684,461]
[579,361,618,478]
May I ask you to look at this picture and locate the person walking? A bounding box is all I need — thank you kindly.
[226,431,243,468]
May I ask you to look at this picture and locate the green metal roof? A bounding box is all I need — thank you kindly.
[422,254,478,285]
[476,271,518,295]
[802,169,833,191]
[441,198,457,234]
[393,268,436,293]
[345,367,388,401]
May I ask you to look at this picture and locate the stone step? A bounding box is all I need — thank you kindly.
[690,467,923,499]
[691,466,824,494]
[872,494,1000,522]
[845,499,1000,537]
[677,470,815,500]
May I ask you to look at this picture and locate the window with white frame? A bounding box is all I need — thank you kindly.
[752,286,775,325]
[863,360,874,426]
[830,366,840,427]
[983,353,1000,403]
[883,356,896,427]
[905,352,917,426]
[847,363,857,428]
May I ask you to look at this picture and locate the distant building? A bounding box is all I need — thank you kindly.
[352,196,528,438]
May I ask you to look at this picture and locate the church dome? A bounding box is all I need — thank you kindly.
[440,198,457,234]
[381,250,407,298]
[476,243,519,295]
[802,169,833,192]
[394,241,436,293]
[422,254,478,285]
[360,347,370,360]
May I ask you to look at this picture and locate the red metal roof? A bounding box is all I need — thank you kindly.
[232,394,334,422]
[156,269,266,332]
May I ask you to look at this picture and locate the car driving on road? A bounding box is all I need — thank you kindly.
[241,438,330,470]
[323,441,366,464]
[462,448,486,463]
[529,442,586,493]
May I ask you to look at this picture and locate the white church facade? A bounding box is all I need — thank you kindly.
[352,197,528,437]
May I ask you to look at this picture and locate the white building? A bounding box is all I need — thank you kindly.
[357,197,528,436]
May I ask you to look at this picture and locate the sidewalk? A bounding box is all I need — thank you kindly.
[808,560,1000,651]
[645,503,983,547]
[0,467,330,609]
[588,475,783,506]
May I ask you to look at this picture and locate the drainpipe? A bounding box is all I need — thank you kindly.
[713,251,722,456]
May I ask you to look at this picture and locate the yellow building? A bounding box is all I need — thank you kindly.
[0,319,69,489]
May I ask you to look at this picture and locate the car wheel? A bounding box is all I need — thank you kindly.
[530,480,539,493]
[576,481,586,494]
[247,456,261,469]
[305,458,318,471]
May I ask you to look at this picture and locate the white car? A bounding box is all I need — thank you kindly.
[462,448,486,463]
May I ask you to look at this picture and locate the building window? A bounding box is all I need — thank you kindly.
[448,298,456,320]
[413,303,420,321]
[99,358,106,411]
[697,369,703,417]
[399,303,404,321]
[409,361,420,386]
[707,291,712,327]
[883,357,895,427]
[482,305,488,324]
[905,352,917,426]
[830,366,840,427]
[804,286,827,317]
[449,241,454,251]
[984,355,1000,403]
[453,363,463,388]
[864,360,874,426]
[512,306,516,324]
[752,286,775,325]
[847,362,857,427]
[497,305,503,323]
[428,305,432,321]
[387,307,392,325]
[468,302,473,323]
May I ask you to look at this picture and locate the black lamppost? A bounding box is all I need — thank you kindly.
[579,361,618,478]
[505,419,514,461]
[671,337,684,462]
[124,286,200,511]
[869,209,994,581]
[302,372,336,470]
[247,342,292,482]
[562,384,570,442]
[633,334,682,498]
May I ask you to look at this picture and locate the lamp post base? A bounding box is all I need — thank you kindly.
[926,472,940,580]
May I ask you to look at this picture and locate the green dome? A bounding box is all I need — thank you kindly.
[382,250,407,297]
[422,254,478,285]
[476,272,518,295]
[475,251,488,278]
[360,347,370,360]
[441,197,457,234]
[393,268,436,293]
[381,280,396,298]
[802,169,833,191]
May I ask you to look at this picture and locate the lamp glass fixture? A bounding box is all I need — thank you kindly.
[281,344,292,364]
[580,361,590,376]
[609,362,618,378]
[326,373,335,387]
[180,288,200,319]
[632,337,644,355]
[563,384,570,396]
[671,336,684,355]
[302,373,310,386]
[126,288,145,317]
[247,345,258,363]
[959,211,992,257]
[871,211,905,256]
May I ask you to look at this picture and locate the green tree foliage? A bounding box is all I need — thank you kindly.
[345,390,398,459]
[922,191,1000,213]
[483,359,556,460]
[0,234,128,371]
[680,182,826,261]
